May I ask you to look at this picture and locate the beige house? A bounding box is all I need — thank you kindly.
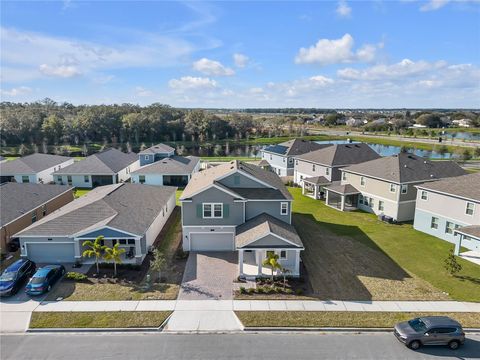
[326,153,466,222]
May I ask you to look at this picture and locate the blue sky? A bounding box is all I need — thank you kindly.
[1,0,479,108]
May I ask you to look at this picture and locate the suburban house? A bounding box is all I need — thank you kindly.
[260,139,326,177]
[15,183,176,264]
[53,148,139,188]
[413,173,480,254]
[294,143,381,199]
[0,153,74,184]
[139,143,175,166]
[131,144,200,187]
[325,152,466,221]
[0,183,74,253]
[180,160,304,278]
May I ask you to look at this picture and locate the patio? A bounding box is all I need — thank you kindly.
[325,183,360,212]
[301,176,330,200]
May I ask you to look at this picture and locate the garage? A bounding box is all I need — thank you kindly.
[190,233,234,251]
[26,243,76,263]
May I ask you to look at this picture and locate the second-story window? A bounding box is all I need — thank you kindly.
[145,155,150,161]
[288,158,293,164]
[203,203,223,218]
[389,183,396,193]
[401,185,408,194]
[280,202,288,215]
[421,191,428,200]
[312,164,316,172]
[360,177,366,186]
[342,172,347,181]
[326,168,330,176]
[295,160,298,165]
[466,202,475,216]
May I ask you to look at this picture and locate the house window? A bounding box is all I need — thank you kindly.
[139,175,146,184]
[360,177,366,186]
[119,239,127,245]
[279,250,287,259]
[57,176,62,182]
[67,175,72,185]
[266,250,275,259]
[288,158,293,164]
[401,185,408,194]
[312,164,316,172]
[84,175,89,183]
[127,239,135,245]
[421,191,428,201]
[270,155,272,160]
[145,155,150,160]
[445,221,455,234]
[234,175,240,185]
[203,203,223,218]
[378,201,384,211]
[326,168,330,176]
[430,217,439,230]
[342,172,347,181]
[42,204,47,216]
[22,176,29,183]
[359,195,364,205]
[466,202,475,216]
[300,175,303,180]
[369,197,374,207]
[31,211,37,223]
[295,160,298,165]
[389,183,396,193]
[280,202,288,215]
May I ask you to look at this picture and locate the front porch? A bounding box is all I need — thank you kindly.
[239,249,300,279]
[302,176,330,200]
[325,183,360,212]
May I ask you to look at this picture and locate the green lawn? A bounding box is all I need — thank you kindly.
[236,311,480,328]
[290,187,480,302]
[30,311,171,329]
[74,189,91,198]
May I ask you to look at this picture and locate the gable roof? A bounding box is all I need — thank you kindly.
[342,152,466,183]
[296,143,381,167]
[139,143,175,155]
[180,160,292,200]
[326,183,360,195]
[235,213,303,248]
[15,183,176,237]
[54,148,137,175]
[262,139,327,156]
[303,176,330,185]
[131,156,199,175]
[0,153,72,175]
[0,183,72,227]
[455,225,480,239]
[416,172,480,202]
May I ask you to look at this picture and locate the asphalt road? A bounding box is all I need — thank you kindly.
[2,333,480,360]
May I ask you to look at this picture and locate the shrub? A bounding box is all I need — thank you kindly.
[247,288,255,294]
[239,286,246,294]
[285,288,293,294]
[295,288,304,295]
[256,286,265,294]
[65,272,88,281]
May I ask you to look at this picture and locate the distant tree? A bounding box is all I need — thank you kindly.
[438,145,449,158]
[42,114,65,144]
[460,148,472,162]
[415,114,443,128]
[474,147,480,158]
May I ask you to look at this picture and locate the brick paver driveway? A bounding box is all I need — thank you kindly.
[178,252,238,300]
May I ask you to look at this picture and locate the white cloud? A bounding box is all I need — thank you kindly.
[233,53,249,68]
[168,76,218,91]
[134,86,153,97]
[420,0,450,11]
[295,34,379,65]
[39,64,82,78]
[0,86,32,96]
[249,87,264,94]
[336,1,352,17]
[192,58,235,76]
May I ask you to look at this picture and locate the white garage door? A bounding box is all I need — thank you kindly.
[26,243,75,263]
[190,233,234,251]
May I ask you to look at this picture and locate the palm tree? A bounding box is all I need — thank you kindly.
[103,243,126,277]
[262,252,282,283]
[82,236,107,274]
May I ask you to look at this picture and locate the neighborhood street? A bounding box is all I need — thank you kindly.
[2,333,480,360]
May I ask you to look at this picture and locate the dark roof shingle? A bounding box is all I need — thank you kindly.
[132,156,199,175]
[296,143,381,166]
[416,172,480,201]
[0,154,72,175]
[263,139,327,156]
[139,143,175,155]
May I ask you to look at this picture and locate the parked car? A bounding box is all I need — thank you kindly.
[394,316,465,350]
[25,265,65,296]
[0,258,36,296]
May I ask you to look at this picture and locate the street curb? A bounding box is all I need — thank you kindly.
[27,327,161,333]
[244,327,480,333]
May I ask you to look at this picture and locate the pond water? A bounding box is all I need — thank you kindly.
[440,131,480,141]
[175,139,457,159]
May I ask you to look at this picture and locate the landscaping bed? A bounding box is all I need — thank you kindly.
[30,311,171,329]
[236,311,480,328]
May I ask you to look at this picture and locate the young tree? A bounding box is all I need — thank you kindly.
[103,243,126,277]
[82,236,107,274]
[150,248,167,283]
[262,252,282,283]
[281,267,291,291]
[444,249,462,276]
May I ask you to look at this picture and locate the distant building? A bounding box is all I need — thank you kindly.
[452,118,472,128]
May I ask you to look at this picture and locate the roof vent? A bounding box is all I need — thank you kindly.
[404,164,407,168]
[424,160,427,164]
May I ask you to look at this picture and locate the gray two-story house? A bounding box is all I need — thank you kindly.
[261,139,326,177]
[180,160,304,278]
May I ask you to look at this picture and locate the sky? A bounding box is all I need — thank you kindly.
[1,0,480,108]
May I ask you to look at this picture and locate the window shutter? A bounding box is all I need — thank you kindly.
[223,204,229,218]
[196,204,202,218]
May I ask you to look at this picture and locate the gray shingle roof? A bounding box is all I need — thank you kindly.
[416,173,480,202]
[180,160,292,200]
[0,153,72,175]
[131,156,199,175]
[326,183,360,195]
[0,183,72,227]
[342,152,466,183]
[54,148,137,175]
[455,225,480,239]
[262,139,327,156]
[236,213,303,248]
[139,143,175,155]
[303,176,330,185]
[15,183,176,237]
[296,143,381,166]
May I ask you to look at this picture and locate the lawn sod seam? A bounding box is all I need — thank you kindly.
[235,311,480,328]
[29,311,172,329]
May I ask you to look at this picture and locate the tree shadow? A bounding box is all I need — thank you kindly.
[454,274,480,286]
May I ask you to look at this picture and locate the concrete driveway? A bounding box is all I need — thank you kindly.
[178,252,238,300]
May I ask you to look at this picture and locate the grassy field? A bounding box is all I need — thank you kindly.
[73,189,91,198]
[30,311,171,328]
[290,188,480,302]
[236,311,480,328]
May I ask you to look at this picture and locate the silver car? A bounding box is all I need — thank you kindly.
[394,316,465,350]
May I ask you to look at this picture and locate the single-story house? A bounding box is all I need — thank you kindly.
[0,183,74,253]
[0,153,74,184]
[15,183,176,264]
[53,148,139,188]
[139,143,175,166]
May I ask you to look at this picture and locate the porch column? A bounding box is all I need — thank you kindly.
[135,238,142,257]
[302,182,306,195]
[314,185,318,199]
[325,190,329,206]
[340,195,345,211]
[73,238,81,259]
[239,249,244,276]
[257,251,262,276]
[454,235,462,255]
[294,250,300,276]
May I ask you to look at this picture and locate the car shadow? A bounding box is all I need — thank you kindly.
[415,337,480,358]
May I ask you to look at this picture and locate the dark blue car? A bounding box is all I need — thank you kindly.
[0,259,36,296]
[25,265,65,296]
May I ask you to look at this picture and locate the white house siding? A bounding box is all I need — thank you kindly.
[252,249,300,275]
[118,160,140,183]
[132,173,164,186]
[55,175,93,188]
[38,159,75,184]
[261,151,292,176]
[145,192,176,248]
[13,174,37,184]
[294,160,332,185]
[181,225,236,252]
